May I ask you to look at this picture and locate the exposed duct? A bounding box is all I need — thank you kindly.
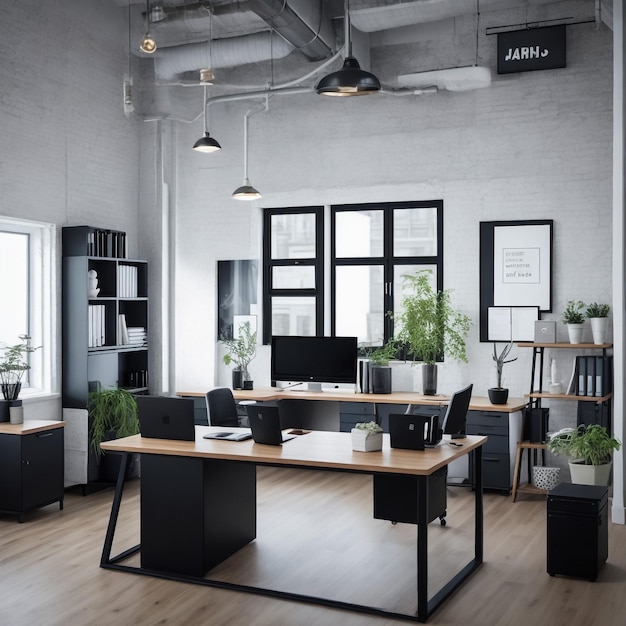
[154,31,294,82]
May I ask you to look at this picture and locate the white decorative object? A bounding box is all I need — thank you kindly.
[549,358,561,394]
[9,403,24,424]
[532,466,560,490]
[88,269,100,298]
[589,317,609,345]
[351,421,383,452]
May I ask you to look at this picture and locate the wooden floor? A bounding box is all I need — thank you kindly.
[2,467,626,626]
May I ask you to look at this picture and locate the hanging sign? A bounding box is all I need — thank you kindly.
[497,25,566,74]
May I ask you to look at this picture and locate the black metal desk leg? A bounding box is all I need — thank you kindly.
[474,446,484,563]
[417,474,429,622]
[100,452,131,566]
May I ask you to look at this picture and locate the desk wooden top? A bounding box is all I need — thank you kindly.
[102,427,487,476]
[177,388,527,413]
[0,420,65,435]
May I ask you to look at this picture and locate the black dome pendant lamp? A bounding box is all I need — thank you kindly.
[316,0,380,96]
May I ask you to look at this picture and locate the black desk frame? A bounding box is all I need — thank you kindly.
[100,447,483,623]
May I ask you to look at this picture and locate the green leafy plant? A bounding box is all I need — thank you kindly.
[492,341,518,389]
[562,300,586,324]
[355,421,383,435]
[221,322,257,377]
[586,302,610,318]
[366,340,398,366]
[89,388,139,458]
[395,271,471,365]
[0,334,41,401]
[548,424,621,466]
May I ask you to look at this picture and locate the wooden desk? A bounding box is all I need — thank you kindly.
[100,428,486,622]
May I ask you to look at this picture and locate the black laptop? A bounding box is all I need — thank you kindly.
[388,413,428,451]
[246,405,296,445]
[136,396,196,441]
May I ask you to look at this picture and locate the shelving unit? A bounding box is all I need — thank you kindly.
[62,226,149,488]
[512,342,613,500]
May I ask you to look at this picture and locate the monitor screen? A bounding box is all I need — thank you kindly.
[271,336,358,386]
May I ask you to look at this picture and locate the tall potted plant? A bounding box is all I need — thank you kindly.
[488,341,518,404]
[395,271,471,395]
[0,334,40,423]
[547,424,621,486]
[562,300,586,344]
[221,321,257,390]
[585,302,610,345]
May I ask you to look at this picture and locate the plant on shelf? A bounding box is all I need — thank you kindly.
[547,424,621,486]
[221,321,257,388]
[89,388,139,458]
[488,341,518,405]
[562,300,586,344]
[586,302,611,345]
[394,270,471,395]
[0,334,41,401]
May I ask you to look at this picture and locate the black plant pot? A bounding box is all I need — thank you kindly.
[488,388,509,404]
[0,400,9,423]
[371,366,392,394]
[232,369,243,390]
[1,382,21,402]
[422,364,437,396]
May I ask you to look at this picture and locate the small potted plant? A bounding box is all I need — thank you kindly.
[488,341,518,404]
[0,334,40,423]
[585,302,610,345]
[351,420,383,452]
[395,271,471,395]
[221,321,257,390]
[367,340,397,394]
[547,424,621,486]
[562,300,586,344]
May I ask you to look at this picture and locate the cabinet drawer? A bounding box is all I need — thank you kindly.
[472,452,510,491]
[341,402,376,416]
[467,410,509,428]
[466,421,508,439]
[466,431,508,454]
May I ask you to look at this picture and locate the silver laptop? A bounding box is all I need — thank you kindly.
[246,405,296,445]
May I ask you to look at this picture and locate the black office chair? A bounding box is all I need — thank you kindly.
[205,388,241,427]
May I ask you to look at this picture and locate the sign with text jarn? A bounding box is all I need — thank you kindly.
[497,25,566,74]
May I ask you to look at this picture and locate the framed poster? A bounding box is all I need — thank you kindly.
[480,220,552,342]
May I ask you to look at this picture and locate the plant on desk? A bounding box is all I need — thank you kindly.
[394,270,471,395]
[364,340,398,394]
[221,321,257,390]
[547,424,621,486]
[488,341,518,405]
[351,421,383,452]
[586,302,610,345]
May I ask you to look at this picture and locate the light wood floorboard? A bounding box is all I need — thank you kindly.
[1,467,626,625]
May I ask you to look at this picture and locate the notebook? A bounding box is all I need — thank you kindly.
[388,413,428,451]
[246,405,296,445]
[203,431,253,442]
[136,395,196,441]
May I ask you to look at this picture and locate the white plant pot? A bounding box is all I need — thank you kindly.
[567,323,584,344]
[589,317,609,345]
[569,460,612,486]
[351,429,382,452]
[533,466,560,490]
[9,404,24,424]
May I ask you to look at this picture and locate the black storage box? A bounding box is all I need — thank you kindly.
[547,483,608,581]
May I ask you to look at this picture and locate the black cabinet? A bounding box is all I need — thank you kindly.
[467,409,512,492]
[547,483,608,581]
[0,424,64,522]
[339,402,412,432]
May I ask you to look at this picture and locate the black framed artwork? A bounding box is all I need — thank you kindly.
[480,220,553,342]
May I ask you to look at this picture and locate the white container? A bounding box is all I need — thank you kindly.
[351,429,382,452]
[9,404,24,425]
[589,317,609,345]
[532,466,560,490]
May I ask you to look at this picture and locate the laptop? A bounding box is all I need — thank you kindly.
[388,413,429,451]
[246,405,296,445]
[136,396,196,441]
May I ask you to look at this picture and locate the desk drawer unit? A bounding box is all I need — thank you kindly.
[339,401,376,432]
[467,410,511,492]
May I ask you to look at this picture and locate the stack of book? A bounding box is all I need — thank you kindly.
[117,265,138,298]
[88,304,106,347]
[127,327,147,347]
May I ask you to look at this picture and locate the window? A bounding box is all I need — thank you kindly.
[0,217,56,396]
[262,208,324,344]
[332,201,443,347]
[262,202,443,348]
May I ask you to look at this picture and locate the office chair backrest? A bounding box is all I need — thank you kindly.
[205,387,239,427]
[441,383,473,438]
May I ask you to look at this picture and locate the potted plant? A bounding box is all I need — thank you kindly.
[395,271,471,395]
[547,424,621,486]
[351,420,383,452]
[585,302,610,345]
[0,334,40,424]
[488,341,518,404]
[366,340,397,394]
[221,321,257,390]
[562,300,586,344]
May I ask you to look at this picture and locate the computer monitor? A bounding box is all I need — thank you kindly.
[271,335,358,391]
[441,384,473,439]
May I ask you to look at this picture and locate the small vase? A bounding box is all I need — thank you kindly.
[9,400,24,425]
[488,388,509,404]
[422,363,437,395]
[232,369,243,390]
[567,323,584,344]
[371,366,392,394]
[589,317,609,345]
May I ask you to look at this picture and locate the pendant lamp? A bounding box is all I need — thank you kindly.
[316,0,380,96]
[193,85,221,153]
[232,107,263,201]
[139,0,157,54]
